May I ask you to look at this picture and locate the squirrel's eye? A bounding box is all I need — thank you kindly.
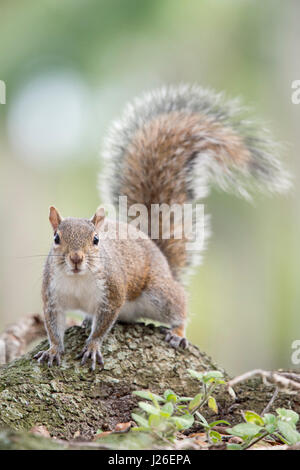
[54,233,60,245]
[93,234,99,245]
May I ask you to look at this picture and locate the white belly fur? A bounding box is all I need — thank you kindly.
[54,273,105,314]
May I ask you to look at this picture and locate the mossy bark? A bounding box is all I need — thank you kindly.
[0,324,299,443]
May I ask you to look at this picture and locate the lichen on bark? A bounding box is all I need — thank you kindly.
[0,323,299,443]
[0,324,222,439]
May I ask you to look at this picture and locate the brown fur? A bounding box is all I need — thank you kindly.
[172,325,186,338]
[38,213,188,369]
[119,111,250,276]
[37,85,288,369]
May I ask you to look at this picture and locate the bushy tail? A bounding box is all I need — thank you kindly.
[100,84,291,278]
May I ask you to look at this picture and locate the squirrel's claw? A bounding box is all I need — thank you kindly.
[161,328,188,349]
[34,348,62,366]
[77,342,104,371]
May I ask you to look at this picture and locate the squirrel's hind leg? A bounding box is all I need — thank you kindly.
[121,281,188,349]
[148,281,188,349]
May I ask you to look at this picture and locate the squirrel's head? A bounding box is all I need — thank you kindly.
[48,206,105,276]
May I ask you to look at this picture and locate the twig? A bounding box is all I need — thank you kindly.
[227,369,300,393]
[279,372,300,383]
[243,431,270,450]
[262,387,279,415]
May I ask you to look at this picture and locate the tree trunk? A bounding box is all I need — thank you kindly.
[0,324,299,442]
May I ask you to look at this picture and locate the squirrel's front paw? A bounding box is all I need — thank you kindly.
[77,341,104,371]
[34,346,62,366]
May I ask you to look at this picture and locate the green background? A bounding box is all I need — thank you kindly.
[0,0,299,374]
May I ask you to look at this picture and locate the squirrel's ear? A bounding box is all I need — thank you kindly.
[91,206,105,230]
[49,206,63,232]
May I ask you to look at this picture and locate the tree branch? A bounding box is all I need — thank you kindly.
[0,314,45,364]
[0,323,299,442]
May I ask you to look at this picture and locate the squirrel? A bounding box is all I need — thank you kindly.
[34,84,290,370]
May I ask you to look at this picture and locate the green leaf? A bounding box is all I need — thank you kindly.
[131,413,149,428]
[133,391,163,402]
[204,370,224,379]
[263,413,277,434]
[209,420,231,428]
[276,408,299,426]
[187,369,203,381]
[208,396,218,414]
[164,389,177,402]
[188,393,202,411]
[148,414,161,428]
[273,432,289,445]
[263,413,277,425]
[160,402,174,417]
[138,402,160,416]
[209,430,222,443]
[177,405,188,410]
[277,421,300,445]
[195,412,209,428]
[131,426,149,432]
[227,443,243,450]
[244,411,264,426]
[202,371,224,383]
[228,423,263,439]
[265,424,277,434]
[171,414,194,430]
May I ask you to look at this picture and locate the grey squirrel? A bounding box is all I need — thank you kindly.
[34,84,290,370]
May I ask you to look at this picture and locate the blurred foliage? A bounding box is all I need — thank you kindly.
[0,0,299,374]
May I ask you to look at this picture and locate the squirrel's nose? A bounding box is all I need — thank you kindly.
[70,253,83,266]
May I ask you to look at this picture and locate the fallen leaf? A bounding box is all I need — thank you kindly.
[94,431,112,440]
[115,422,132,433]
[190,432,206,439]
[228,436,243,444]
